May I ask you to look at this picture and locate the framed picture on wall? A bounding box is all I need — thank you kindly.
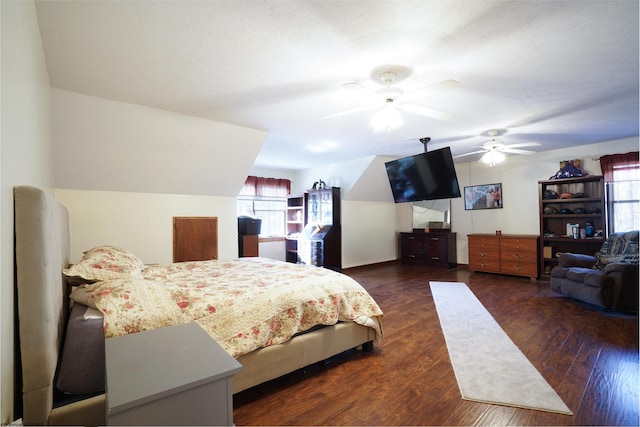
[464,183,503,210]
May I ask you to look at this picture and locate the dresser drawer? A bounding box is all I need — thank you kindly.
[469,257,501,273]
[500,237,537,253]
[468,235,500,248]
[425,235,448,255]
[500,260,538,278]
[468,236,500,257]
[468,242,500,260]
[500,247,538,264]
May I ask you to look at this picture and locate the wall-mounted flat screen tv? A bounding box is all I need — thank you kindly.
[385,146,461,203]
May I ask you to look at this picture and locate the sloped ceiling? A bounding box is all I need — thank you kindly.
[347,156,398,202]
[35,1,639,170]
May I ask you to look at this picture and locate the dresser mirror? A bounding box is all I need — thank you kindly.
[412,199,451,230]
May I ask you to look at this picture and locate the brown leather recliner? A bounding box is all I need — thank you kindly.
[550,231,639,312]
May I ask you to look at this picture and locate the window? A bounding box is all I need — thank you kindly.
[601,152,639,233]
[237,176,291,238]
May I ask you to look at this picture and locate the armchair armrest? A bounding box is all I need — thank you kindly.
[603,262,639,312]
[557,252,597,268]
[603,262,639,274]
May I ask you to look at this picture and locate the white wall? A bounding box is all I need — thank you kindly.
[0,1,53,422]
[342,200,398,267]
[55,189,239,263]
[53,89,268,197]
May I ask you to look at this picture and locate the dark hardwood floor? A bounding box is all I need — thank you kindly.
[233,261,639,426]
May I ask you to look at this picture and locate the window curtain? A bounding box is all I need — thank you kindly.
[240,176,291,197]
[600,152,639,182]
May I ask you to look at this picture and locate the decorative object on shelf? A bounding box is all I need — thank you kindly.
[549,159,588,179]
[585,220,594,237]
[310,179,328,191]
[464,183,502,210]
[559,159,582,169]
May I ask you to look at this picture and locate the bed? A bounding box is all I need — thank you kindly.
[14,185,383,426]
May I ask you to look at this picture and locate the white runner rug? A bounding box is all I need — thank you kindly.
[430,281,572,415]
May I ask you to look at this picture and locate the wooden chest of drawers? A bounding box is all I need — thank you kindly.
[468,234,539,279]
[400,232,457,268]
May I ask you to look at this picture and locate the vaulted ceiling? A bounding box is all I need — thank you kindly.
[35,0,639,170]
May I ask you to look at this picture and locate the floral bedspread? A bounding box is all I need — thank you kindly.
[70,257,383,358]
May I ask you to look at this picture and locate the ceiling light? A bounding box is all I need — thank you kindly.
[481,149,505,167]
[370,100,403,133]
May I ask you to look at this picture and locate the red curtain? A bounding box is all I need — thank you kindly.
[240,176,291,197]
[600,152,639,182]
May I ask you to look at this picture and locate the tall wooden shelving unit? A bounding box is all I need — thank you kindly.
[538,175,606,276]
[285,187,341,271]
[302,187,341,271]
[285,193,307,263]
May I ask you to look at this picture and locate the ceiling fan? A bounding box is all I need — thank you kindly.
[324,70,458,133]
[454,130,541,166]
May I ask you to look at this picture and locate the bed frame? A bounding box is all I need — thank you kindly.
[14,185,376,426]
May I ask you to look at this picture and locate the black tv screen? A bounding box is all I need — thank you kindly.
[385,147,461,203]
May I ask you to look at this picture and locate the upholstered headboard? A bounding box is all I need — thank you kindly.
[14,186,70,424]
[14,186,104,426]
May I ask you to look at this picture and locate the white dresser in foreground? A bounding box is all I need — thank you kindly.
[106,322,242,426]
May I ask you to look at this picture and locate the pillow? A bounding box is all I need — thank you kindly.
[69,285,98,309]
[63,245,144,283]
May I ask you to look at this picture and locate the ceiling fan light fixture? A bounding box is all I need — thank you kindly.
[370,100,403,133]
[481,149,505,166]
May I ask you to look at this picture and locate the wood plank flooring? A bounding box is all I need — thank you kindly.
[233,261,639,426]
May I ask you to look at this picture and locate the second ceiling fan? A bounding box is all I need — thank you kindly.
[454,130,541,166]
[325,70,458,133]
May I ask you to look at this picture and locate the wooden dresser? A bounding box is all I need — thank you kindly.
[399,231,457,269]
[468,234,539,280]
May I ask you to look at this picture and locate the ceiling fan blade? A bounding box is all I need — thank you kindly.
[343,82,383,102]
[397,103,453,121]
[503,142,541,149]
[321,103,380,119]
[402,79,459,102]
[453,150,487,159]
[500,148,537,155]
